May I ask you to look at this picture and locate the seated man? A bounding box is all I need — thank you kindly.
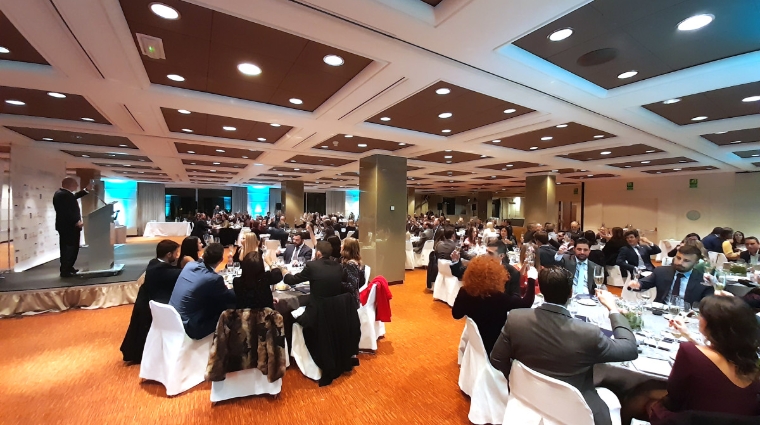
[554,238,603,296]
[268,223,290,248]
[490,267,638,425]
[120,239,182,363]
[435,228,458,261]
[628,245,713,305]
[413,223,434,254]
[284,241,344,299]
[451,241,521,296]
[740,236,759,265]
[616,230,661,278]
[280,232,312,265]
[169,243,235,340]
[535,231,561,268]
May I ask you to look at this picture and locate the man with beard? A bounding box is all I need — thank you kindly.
[554,238,603,296]
[628,244,713,305]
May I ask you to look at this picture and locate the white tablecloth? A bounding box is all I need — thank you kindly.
[143,222,192,237]
[656,239,680,261]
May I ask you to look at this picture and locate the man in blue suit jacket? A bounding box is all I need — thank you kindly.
[701,227,726,253]
[169,243,235,339]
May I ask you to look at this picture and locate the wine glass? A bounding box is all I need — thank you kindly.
[594,266,606,292]
[640,329,653,357]
[668,295,682,317]
[233,262,240,276]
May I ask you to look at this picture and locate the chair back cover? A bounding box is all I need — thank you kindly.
[358,284,379,350]
[458,317,485,395]
[605,266,627,287]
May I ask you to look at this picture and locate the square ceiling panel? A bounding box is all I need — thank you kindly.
[643,81,760,125]
[486,122,615,151]
[0,11,48,65]
[366,82,533,136]
[558,144,663,161]
[182,159,246,168]
[161,107,292,143]
[120,0,372,112]
[174,142,262,160]
[642,166,718,174]
[284,155,354,167]
[61,150,151,162]
[514,0,760,89]
[701,127,760,146]
[413,150,489,164]
[6,127,135,149]
[609,156,696,168]
[0,86,109,124]
[270,166,320,174]
[477,161,541,171]
[733,149,760,159]
[94,162,160,170]
[314,134,411,153]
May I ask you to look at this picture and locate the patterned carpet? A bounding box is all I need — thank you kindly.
[0,269,473,425]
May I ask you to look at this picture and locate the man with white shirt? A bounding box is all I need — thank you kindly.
[616,230,661,278]
[740,237,759,265]
[281,232,312,265]
[628,244,713,305]
[554,238,603,296]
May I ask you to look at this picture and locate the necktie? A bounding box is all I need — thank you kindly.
[293,245,300,262]
[673,273,685,298]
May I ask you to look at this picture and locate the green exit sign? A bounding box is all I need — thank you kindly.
[689,179,698,188]
[626,182,633,191]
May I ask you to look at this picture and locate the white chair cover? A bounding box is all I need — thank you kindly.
[605,266,627,288]
[358,284,380,350]
[621,280,657,304]
[504,361,621,425]
[346,230,355,239]
[708,251,718,266]
[661,256,673,266]
[209,340,288,402]
[364,265,371,287]
[264,239,280,263]
[405,241,416,270]
[458,321,469,366]
[715,253,728,270]
[291,322,321,381]
[433,260,462,307]
[415,240,435,268]
[140,301,212,396]
[259,234,270,241]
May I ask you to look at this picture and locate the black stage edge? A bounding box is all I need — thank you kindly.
[0,243,154,292]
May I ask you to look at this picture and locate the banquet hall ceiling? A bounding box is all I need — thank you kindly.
[0,0,759,195]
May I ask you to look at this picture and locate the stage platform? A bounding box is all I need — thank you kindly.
[0,242,155,317]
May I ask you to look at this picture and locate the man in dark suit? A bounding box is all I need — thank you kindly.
[268,223,290,248]
[490,267,638,425]
[284,241,344,299]
[450,240,522,296]
[53,177,91,277]
[554,238,603,296]
[169,243,235,340]
[120,240,182,363]
[566,220,583,241]
[413,223,434,254]
[435,228,458,261]
[280,232,313,264]
[701,227,725,253]
[535,231,560,268]
[190,213,211,247]
[616,230,661,278]
[629,244,713,305]
[739,236,759,266]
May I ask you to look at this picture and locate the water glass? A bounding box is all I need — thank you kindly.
[668,295,683,316]
[233,262,240,276]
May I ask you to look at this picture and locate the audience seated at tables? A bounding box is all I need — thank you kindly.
[190,213,211,247]
[616,230,661,278]
[629,245,714,305]
[554,238,603,296]
[490,267,638,425]
[340,237,365,306]
[169,243,235,340]
[481,221,498,245]
[740,236,759,265]
[451,255,536,356]
[522,222,541,244]
[732,230,746,251]
[413,222,434,254]
[268,223,290,248]
[721,227,741,260]
[179,236,202,268]
[701,227,725,253]
[230,232,259,265]
[326,235,342,262]
[280,232,312,265]
[434,228,458,261]
[667,233,701,257]
[120,240,182,363]
[567,220,583,241]
[535,231,561,268]
[451,241,522,296]
[602,227,626,267]
[497,226,515,253]
[232,251,283,310]
[647,296,760,423]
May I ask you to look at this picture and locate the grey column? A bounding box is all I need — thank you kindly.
[360,155,406,283]
[525,174,557,226]
[281,180,304,226]
[477,191,493,221]
[231,186,248,214]
[269,188,281,214]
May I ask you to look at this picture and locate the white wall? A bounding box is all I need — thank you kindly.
[583,172,760,242]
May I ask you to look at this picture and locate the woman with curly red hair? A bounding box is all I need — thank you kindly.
[452,255,536,356]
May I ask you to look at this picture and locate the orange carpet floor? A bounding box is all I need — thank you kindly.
[0,268,472,425]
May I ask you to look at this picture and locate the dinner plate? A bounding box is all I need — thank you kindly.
[577,298,597,306]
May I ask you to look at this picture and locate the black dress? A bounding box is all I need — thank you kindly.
[120,259,182,363]
[232,268,282,310]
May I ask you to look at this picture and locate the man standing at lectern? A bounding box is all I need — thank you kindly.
[53,177,92,277]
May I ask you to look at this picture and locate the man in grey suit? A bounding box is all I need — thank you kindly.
[554,238,603,296]
[628,244,713,305]
[413,222,434,254]
[434,228,457,260]
[490,267,638,425]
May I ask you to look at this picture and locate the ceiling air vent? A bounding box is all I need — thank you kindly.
[136,33,166,60]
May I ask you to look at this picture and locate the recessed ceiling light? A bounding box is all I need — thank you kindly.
[5,100,25,106]
[594,135,605,139]
[358,144,368,148]
[492,139,501,143]
[254,163,263,166]
[167,74,185,82]
[529,146,538,150]
[124,164,131,167]
[587,174,594,177]
[82,155,90,158]
[187,150,195,154]
[730,141,742,144]
[742,96,760,102]
[541,136,553,141]
[673,168,682,171]
[444,155,453,159]
[435,88,451,95]
[481,155,487,158]
[641,161,650,164]
[677,14,714,31]
[752,154,760,157]
[47,92,66,98]
[291,160,297,163]
[190,162,196,165]
[691,116,708,121]
[714,131,728,134]
[624,165,631,168]
[646,150,656,153]
[150,3,180,19]
[438,112,452,119]
[548,28,573,42]
[442,129,451,133]
[210,170,217,172]
[503,109,516,114]
[446,161,452,164]
[212,162,220,165]
[119,144,128,147]
[600,151,612,155]
[223,126,236,131]
[81,117,95,122]
[317,55,347,70]
[663,99,681,105]
[42,137,53,141]
[617,71,638,79]
[380,117,391,121]
[257,137,266,142]
[321,146,328,148]
[270,123,281,127]
[0,47,9,54]
[237,63,262,76]
[506,164,514,167]
[294,168,300,171]
[178,109,190,114]
[182,128,193,132]
[444,149,453,152]
[289,98,303,105]
[399,143,406,146]
[556,124,568,128]
[216,149,225,152]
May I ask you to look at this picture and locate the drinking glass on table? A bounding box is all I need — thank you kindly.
[594,266,606,292]
[668,295,683,316]
[233,262,240,276]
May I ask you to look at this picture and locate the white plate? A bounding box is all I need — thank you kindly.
[577,298,597,306]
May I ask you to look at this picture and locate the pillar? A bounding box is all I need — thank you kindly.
[407,187,415,215]
[525,174,557,226]
[360,154,406,284]
[476,191,492,221]
[268,188,281,214]
[76,168,102,217]
[281,180,304,226]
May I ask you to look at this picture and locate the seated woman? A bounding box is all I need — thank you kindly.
[451,255,536,356]
[340,237,365,306]
[668,233,701,257]
[602,227,626,266]
[179,236,202,268]
[721,227,741,260]
[733,231,746,252]
[461,226,480,260]
[496,226,514,255]
[230,232,260,265]
[648,296,760,422]
[232,251,283,310]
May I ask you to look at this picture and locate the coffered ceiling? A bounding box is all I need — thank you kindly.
[0,0,757,193]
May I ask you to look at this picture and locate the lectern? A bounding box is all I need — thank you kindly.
[80,201,124,277]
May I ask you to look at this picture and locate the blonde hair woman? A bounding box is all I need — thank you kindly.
[231,232,260,264]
